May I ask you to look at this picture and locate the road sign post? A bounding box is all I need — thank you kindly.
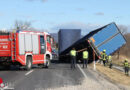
[93,50,96,70]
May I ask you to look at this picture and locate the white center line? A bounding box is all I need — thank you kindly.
[77,64,87,78]
[25,70,34,76]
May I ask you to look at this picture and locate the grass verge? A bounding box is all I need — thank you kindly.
[96,63,130,86]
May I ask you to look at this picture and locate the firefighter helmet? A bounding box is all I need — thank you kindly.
[103,49,106,52]
[125,59,128,62]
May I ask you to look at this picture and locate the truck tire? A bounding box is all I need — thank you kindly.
[5,65,10,70]
[38,64,43,69]
[25,56,32,70]
[45,57,50,68]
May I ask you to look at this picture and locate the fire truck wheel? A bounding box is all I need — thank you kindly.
[45,57,50,68]
[26,56,32,70]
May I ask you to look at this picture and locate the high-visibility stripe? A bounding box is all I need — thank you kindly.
[83,51,88,59]
[70,50,76,56]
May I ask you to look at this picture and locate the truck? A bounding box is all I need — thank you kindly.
[59,22,126,62]
[58,29,81,61]
[0,30,52,70]
[58,29,81,55]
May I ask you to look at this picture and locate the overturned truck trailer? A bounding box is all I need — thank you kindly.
[59,22,126,62]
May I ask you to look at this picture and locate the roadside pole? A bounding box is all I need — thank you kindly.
[93,50,96,70]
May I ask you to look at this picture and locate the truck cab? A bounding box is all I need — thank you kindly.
[0,30,53,70]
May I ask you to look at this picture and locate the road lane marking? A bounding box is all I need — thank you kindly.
[25,70,34,76]
[4,86,14,89]
[77,64,87,78]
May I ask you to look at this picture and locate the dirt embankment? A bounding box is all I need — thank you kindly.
[112,55,130,67]
[119,33,130,57]
[96,63,130,87]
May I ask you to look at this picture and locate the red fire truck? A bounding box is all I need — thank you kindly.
[0,30,52,70]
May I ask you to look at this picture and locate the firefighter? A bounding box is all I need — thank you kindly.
[70,48,76,69]
[101,50,107,66]
[106,55,108,66]
[108,55,112,69]
[124,59,130,76]
[82,49,89,68]
[99,51,103,64]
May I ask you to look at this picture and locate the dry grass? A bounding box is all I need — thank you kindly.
[119,33,130,57]
[96,63,130,86]
[112,55,130,66]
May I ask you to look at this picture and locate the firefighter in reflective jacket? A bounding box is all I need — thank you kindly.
[99,52,103,64]
[82,50,89,68]
[101,50,107,66]
[70,48,76,69]
[108,55,112,69]
[124,59,130,76]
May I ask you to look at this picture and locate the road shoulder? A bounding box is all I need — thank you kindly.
[95,63,130,90]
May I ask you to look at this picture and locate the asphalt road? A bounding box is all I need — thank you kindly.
[0,60,124,90]
[0,60,84,90]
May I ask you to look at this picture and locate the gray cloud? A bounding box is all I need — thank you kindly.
[50,22,130,34]
[127,25,130,31]
[115,16,123,19]
[118,24,130,34]
[76,8,85,12]
[95,12,104,16]
[31,20,39,23]
[42,12,65,16]
[42,0,48,2]
[21,15,32,19]
[51,21,102,34]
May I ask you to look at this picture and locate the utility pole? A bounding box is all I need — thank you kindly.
[93,50,96,70]
[118,48,120,60]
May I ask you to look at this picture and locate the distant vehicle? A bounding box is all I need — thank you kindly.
[0,30,52,70]
[52,49,58,59]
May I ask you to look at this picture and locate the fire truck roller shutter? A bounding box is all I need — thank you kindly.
[25,34,32,52]
[19,34,25,55]
[32,35,39,54]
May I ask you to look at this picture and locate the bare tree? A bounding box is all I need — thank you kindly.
[116,25,128,59]
[14,20,32,30]
[118,25,128,35]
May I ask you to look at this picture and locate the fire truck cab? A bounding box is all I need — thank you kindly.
[0,30,52,70]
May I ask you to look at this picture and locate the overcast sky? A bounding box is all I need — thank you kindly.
[0,0,130,34]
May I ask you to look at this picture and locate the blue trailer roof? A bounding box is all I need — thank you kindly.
[89,22,126,55]
[93,23,119,46]
[98,34,126,55]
